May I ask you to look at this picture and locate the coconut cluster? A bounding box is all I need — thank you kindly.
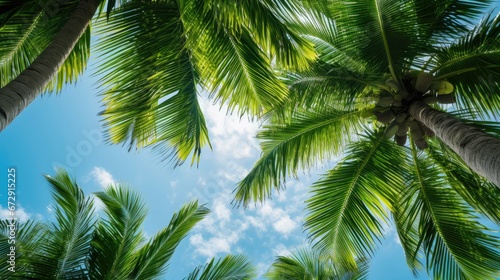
[370,72,455,149]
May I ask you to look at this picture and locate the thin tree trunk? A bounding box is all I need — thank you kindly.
[409,100,500,187]
[0,0,101,131]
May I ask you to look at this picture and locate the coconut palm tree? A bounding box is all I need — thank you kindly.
[0,169,256,279]
[235,1,500,279]
[0,0,114,131]
[94,0,315,166]
[265,247,368,280]
[0,0,315,167]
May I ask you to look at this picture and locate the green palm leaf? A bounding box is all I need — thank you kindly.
[27,169,96,280]
[89,186,148,280]
[280,63,379,114]
[7,169,95,279]
[305,131,404,269]
[129,201,209,280]
[402,143,500,279]
[431,13,500,117]
[235,107,364,205]
[179,0,289,115]
[197,0,315,70]
[184,255,256,280]
[0,0,91,93]
[265,247,369,280]
[96,1,210,166]
[0,1,44,87]
[425,139,500,226]
[392,185,425,275]
[412,0,491,41]
[315,1,425,77]
[0,219,47,279]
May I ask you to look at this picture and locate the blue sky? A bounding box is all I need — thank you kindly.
[0,57,429,279]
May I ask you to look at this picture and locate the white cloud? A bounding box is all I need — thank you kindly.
[197,177,207,186]
[189,232,239,258]
[201,98,260,161]
[215,161,249,183]
[189,192,249,259]
[0,205,31,223]
[244,215,266,232]
[213,200,231,223]
[253,202,299,237]
[272,243,292,257]
[273,215,297,236]
[90,166,116,188]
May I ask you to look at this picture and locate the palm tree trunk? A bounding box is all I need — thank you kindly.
[0,0,101,132]
[409,100,500,187]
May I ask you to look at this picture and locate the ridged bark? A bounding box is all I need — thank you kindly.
[0,0,101,131]
[409,101,500,187]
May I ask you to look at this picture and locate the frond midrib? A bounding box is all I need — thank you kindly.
[330,136,383,251]
[131,208,198,279]
[56,209,91,279]
[226,29,261,105]
[106,208,133,279]
[300,34,367,71]
[373,0,397,80]
[409,142,463,277]
[0,11,43,67]
[262,110,359,155]
[430,50,500,74]
[290,75,375,89]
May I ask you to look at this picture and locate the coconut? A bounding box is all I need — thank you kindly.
[409,121,423,140]
[378,96,395,107]
[396,120,409,136]
[415,138,428,150]
[386,79,400,91]
[385,120,399,138]
[437,81,454,94]
[415,72,434,93]
[376,109,396,124]
[395,134,407,146]
[437,94,455,104]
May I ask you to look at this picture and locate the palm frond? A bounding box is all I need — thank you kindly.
[89,186,148,279]
[265,247,369,280]
[404,142,500,279]
[413,0,492,44]
[96,1,210,166]
[391,146,424,275]
[34,169,95,280]
[425,138,500,226]
[315,0,429,76]
[181,0,289,116]
[0,0,90,93]
[184,255,256,280]
[0,2,46,87]
[305,131,405,270]
[431,13,500,117]
[129,201,209,280]
[234,107,364,206]
[198,0,316,70]
[0,219,47,278]
[44,24,90,94]
[280,62,380,114]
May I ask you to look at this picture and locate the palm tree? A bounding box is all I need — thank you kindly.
[0,169,256,279]
[0,0,113,131]
[0,0,315,167]
[265,247,368,280]
[94,0,315,166]
[235,1,500,279]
